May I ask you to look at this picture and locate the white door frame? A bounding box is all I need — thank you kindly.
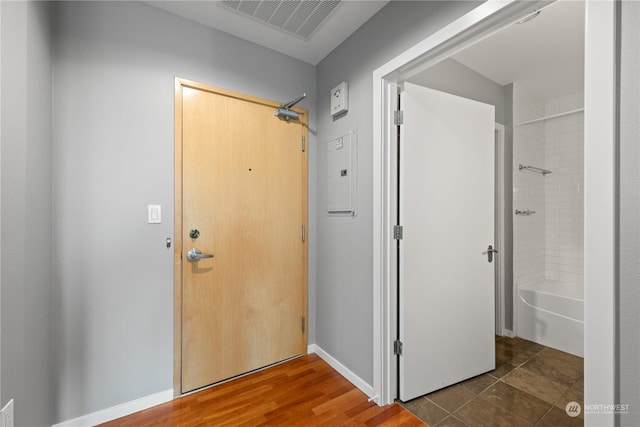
[494,122,509,337]
[372,2,616,426]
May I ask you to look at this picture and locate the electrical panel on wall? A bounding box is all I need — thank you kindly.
[327,131,357,216]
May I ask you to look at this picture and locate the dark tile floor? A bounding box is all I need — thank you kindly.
[400,336,584,426]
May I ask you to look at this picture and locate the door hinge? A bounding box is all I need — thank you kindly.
[394,110,404,126]
[302,136,306,152]
[302,316,306,333]
[394,340,403,356]
[302,225,306,243]
[393,225,403,240]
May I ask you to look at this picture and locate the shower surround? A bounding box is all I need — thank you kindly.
[512,84,584,357]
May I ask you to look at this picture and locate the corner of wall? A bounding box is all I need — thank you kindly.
[1,0,54,425]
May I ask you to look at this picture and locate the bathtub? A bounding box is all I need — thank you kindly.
[517,280,584,357]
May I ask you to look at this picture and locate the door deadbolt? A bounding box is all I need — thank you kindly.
[189,229,200,239]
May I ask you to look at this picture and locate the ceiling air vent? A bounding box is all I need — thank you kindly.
[219,0,342,40]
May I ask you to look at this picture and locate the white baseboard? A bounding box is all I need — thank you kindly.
[52,389,173,427]
[53,348,376,426]
[307,344,375,399]
[502,329,515,338]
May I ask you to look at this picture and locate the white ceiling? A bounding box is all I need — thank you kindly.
[146,0,584,97]
[144,0,389,65]
[451,0,585,100]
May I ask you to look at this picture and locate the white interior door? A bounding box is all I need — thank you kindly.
[399,82,495,401]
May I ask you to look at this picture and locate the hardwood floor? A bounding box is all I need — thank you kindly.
[100,354,424,426]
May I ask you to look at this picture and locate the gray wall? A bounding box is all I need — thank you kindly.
[2,0,640,424]
[51,1,316,422]
[407,58,506,124]
[0,1,54,425]
[315,1,479,385]
[618,1,640,425]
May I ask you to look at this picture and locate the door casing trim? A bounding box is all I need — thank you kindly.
[494,122,510,338]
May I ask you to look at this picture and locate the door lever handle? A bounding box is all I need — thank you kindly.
[186,248,214,262]
[484,245,498,263]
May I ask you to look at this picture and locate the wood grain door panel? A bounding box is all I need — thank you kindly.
[176,80,307,394]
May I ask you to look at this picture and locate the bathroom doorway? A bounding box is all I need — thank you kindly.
[405,0,585,356]
[395,0,585,402]
[372,2,616,425]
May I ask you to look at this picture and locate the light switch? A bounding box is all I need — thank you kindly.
[148,205,161,224]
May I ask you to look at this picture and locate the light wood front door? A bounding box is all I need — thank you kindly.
[175,79,308,394]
